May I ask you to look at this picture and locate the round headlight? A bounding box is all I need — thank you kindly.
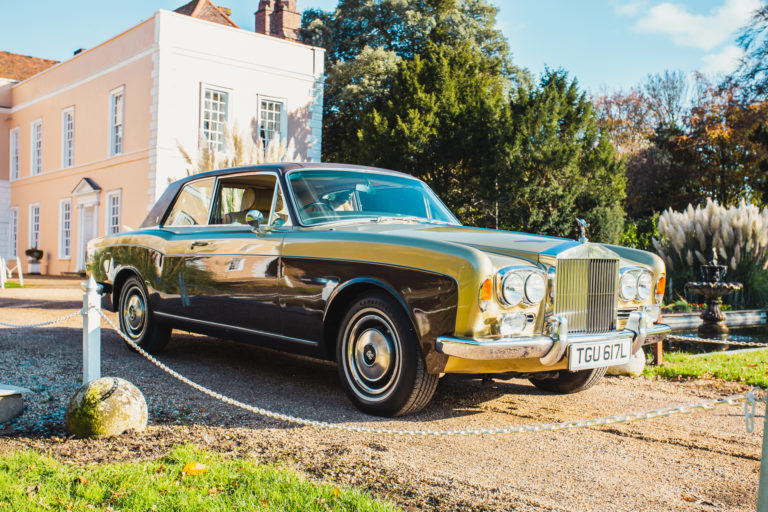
[501,273,525,306]
[637,272,653,300]
[620,272,638,301]
[524,273,546,304]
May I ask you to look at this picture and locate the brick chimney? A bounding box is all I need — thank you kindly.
[255,0,300,41]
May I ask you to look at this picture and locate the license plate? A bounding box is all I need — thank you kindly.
[568,339,631,371]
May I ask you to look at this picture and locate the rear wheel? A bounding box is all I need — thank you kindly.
[118,276,171,354]
[336,293,438,417]
[529,367,607,394]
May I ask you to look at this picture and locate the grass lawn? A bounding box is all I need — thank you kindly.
[0,445,399,511]
[643,349,768,387]
[1,282,22,288]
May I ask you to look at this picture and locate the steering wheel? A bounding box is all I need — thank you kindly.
[300,201,335,216]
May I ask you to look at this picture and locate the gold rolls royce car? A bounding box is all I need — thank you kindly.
[88,163,670,417]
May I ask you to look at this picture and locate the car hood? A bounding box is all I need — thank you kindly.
[314,222,580,262]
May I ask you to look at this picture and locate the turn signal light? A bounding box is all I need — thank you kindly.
[479,278,493,311]
[480,278,493,300]
[655,275,666,304]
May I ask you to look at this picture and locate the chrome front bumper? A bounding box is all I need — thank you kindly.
[435,311,670,366]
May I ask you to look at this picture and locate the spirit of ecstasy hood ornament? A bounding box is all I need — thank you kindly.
[576,218,589,243]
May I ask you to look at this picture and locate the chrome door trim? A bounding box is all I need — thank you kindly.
[154,311,318,347]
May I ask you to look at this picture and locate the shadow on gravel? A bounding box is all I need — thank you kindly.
[0,297,83,310]
[2,318,556,436]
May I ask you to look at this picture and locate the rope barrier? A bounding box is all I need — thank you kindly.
[96,308,757,436]
[0,298,762,436]
[0,309,83,328]
[667,334,768,348]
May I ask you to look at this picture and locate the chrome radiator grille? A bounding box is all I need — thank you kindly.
[553,258,618,334]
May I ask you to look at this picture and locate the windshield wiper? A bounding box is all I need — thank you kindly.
[370,216,421,223]
[370,216,451,224]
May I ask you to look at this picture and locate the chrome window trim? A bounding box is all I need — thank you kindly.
[162,170,293,229]
[283,167,461,228]
[160,175,217,228]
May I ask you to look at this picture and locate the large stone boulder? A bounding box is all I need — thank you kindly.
[65,377,147,438]
[0,385,32,424]
[607,349,647,377]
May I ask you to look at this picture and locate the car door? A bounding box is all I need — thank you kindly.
[153,176,217,319]
[178,171,286,335]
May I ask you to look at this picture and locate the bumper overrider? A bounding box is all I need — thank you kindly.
[435,310,670,366]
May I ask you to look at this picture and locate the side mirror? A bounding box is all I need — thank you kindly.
[245,210,264,232]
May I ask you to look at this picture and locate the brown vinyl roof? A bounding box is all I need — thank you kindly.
[0,51,59,81]
[174,0,239,28]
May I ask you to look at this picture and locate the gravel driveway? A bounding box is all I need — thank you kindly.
[0,277,762,511]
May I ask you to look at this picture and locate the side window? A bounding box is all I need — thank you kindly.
[164,178,215,227]
[214,174,290,227]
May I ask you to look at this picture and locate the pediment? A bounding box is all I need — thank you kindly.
[72,177,102,196]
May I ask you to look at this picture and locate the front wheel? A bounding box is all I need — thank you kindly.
[118,276,171,354]
[529,366,607,394]
[336,293,438,417]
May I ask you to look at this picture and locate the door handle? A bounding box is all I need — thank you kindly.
[189,241,210,249]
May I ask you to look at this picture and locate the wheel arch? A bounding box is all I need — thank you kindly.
[322,278,416,361]
[111,266,144,310]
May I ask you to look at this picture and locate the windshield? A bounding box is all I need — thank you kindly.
[287,170,460,226]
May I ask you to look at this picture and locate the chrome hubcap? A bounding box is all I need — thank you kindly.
[122,289,146,339]
[345,310,401,398]
[354,329,392,382]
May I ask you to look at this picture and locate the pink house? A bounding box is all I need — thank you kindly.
[0,0,324,275]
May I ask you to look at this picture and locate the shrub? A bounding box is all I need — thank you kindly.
[653,199,768,308]
[619,213,659,251]
[24,248,43,261]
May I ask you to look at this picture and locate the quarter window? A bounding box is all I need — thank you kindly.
[59,199,72,259]
[106,191,121,234]
[201,87,229,151]
[109,87,124,156]
[259,99,284,151]
[164,178,216,227]
[29,204,40,249]
[62,108,75,168]
[9,128,19,180]
[31,120,42,175]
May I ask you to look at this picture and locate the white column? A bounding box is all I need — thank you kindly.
[82,276,102,383]
[15,256,23,287]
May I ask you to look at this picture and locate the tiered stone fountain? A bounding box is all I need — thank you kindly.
[684,249,743,337]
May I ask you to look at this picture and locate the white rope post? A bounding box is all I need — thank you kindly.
[15,257,23,287]
[81,276,103,383]
[0,258,6,289]
[758,405,768,510]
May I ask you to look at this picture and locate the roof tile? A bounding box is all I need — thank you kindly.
[174,0,239,28]
[0,51,58,81]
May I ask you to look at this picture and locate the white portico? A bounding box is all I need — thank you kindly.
[72,178,101,272]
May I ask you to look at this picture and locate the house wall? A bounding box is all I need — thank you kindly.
[1,10,324,275]
[151,10,324,206]
[0,84,11,256]
[4,17,156,274]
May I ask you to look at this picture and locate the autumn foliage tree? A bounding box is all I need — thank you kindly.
[681,77,768,205]
[593,89,653,158]
[596,68,768,251]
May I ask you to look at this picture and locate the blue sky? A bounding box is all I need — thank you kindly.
[0,0,760,94]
